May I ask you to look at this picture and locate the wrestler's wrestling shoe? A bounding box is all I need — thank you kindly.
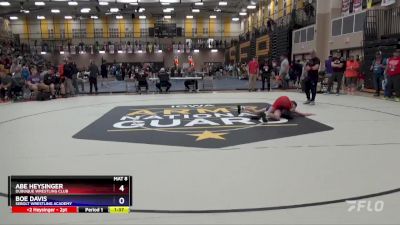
[237,105,246,115]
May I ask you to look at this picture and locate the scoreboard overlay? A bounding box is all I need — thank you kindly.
[8,176,132,214]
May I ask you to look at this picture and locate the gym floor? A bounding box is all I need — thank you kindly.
[1,91,400,224]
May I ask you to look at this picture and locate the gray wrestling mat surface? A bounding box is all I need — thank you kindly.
[1,91,400,224]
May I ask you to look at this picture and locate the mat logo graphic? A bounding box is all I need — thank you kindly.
[73,103,333,148]
[346,200,384,212]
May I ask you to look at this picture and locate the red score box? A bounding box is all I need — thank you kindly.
[12,206,78,213]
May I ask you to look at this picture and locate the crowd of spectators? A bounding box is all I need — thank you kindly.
[1,37,399,104]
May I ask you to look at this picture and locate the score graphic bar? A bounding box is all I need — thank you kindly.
[8,176,132,213]
[11,206,130,214]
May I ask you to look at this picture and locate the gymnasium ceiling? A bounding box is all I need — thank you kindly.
[0,0,259,19]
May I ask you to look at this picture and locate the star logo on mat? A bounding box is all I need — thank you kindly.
[73,103,333,149]
[189,130,228,141]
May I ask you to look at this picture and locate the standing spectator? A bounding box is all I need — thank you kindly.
[327,51,346,95]
[63,59,75,96]
[279,54,290,89]
[304,51,320,105]
[344,55,360,95]
[260,58,272,91]
[325,55,333,79]
[247,57,259,91]
[386,49,400,102]
[356,55,365,91]
[101,62,107,78]
[292,60,303,89]
[370,52,386,97]
[88,60,99,94]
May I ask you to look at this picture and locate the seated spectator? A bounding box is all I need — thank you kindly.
[184,66,199,92]
[11,65,25,100]
[134,70,148,93]
[0,69,12,102]
[27,66,49,95]
[156,68,171,93]
[21,64,31,81]
[42,66,57,99]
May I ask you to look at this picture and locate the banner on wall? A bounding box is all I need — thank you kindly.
[367,0,373,8]
[353,0,362,12]
[342,0,351,15]
[381,0,395,6]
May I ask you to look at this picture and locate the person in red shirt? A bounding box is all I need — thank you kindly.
[344,56,360,95]
[237,96,315,122]
[386,49,400,102]
[247,57,259,92]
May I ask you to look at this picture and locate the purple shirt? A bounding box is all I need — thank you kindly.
[28,75,41,84]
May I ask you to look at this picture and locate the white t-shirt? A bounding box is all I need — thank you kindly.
[280,58,289,75]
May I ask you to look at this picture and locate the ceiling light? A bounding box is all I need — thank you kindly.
[161,2,170,5]
[51,9,60,13]
[37,15,45,20]
[116,15,123,19]
[118,50,123,53]
[164,15,171,19]
[99,50,105,54]
[9,16,18,20]
[186,15,193,19]
[194,49,199,53]
[239,12,247,16]
[60,51,65,54]
[22,10,29,13]
[0,1,10,6]
[195,2,203,6]
[91,15,98,19]
[139,15,146,19]
[110,8,119,12]
[247,5,256,9]
[138,50,143,53]
[157,50,162,53]
[130,2,138,5]
[64,16,72,19]
[68,1,78,6]
[81,8,91,13]
[41,51,46,55]
[211,49,218,52]
[219,1,227,6]
[99,1,108,6]
[214,8,221,12]
[138,7,145,12]
[117,0,137,2]
[192,9,200,13]
[35,2,45,6]
[232,17,239,21]
[209,15,216,19]
[163,8,174,13]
